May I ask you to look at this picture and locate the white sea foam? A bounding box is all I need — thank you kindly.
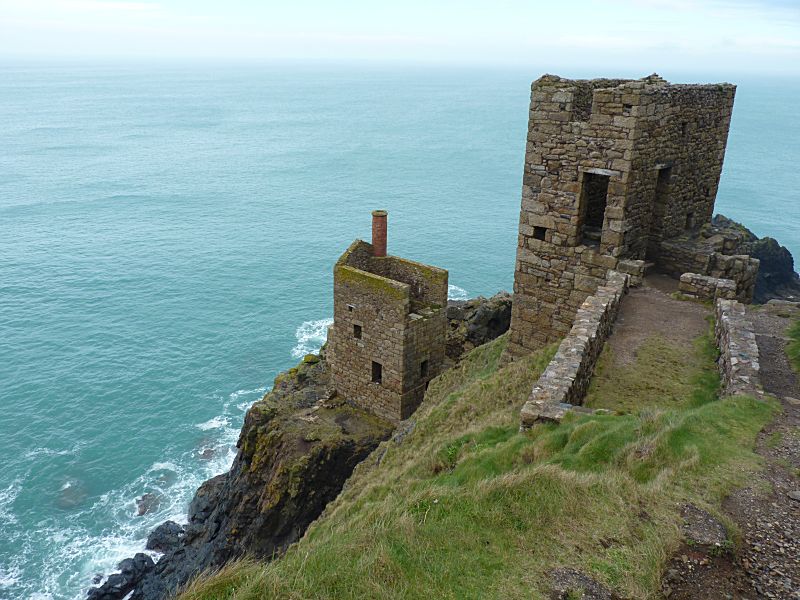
[0,479,20,527]
[195,416,230,431]
[448,284,468,300]
[0,563,21,587]
[0,383,270,600]
[24,442,85,459]
[291,318,333,358]
[229,386,266,402]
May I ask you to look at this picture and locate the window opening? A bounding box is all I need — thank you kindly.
[580,172,610,245]
[371,361,382,384]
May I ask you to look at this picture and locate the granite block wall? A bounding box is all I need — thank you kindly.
[520,271,628,428]
[714,299,761,397]
[329,240,447,422]
[508,74,739,359]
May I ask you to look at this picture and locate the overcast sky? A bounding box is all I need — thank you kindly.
[1,0,799,75]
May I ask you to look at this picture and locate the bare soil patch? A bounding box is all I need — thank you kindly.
[664,304,800,599]
[606,275,710,366]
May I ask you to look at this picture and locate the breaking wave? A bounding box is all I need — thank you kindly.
[291,318,333,358]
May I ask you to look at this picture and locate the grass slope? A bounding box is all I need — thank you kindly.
[788,319,800,372]
[180,334,776,600]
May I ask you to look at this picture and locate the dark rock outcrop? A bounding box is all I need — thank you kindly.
[711,214,800,303]
[751,237,800,302]
[446,292,512,360]
[86,355,392,600]
[145,521,184,554]
[86,295,511,600]
[87,554,154,600]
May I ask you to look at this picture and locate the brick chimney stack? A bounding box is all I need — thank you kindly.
[371,210,387,257]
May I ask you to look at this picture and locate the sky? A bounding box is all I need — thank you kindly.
[0,0,799,75]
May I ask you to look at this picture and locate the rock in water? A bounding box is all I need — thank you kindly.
[135,493,160,516]
[87,554,154,600]
[146,521,184,553]
[114,354,393,600]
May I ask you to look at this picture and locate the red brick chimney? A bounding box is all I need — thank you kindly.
[371,210,387,257]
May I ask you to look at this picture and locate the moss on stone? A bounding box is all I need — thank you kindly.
[335,265,409,301]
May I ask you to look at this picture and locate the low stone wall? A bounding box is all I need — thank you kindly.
[714,299,761,396]
[679,273,737,301]
[659,238,758,303]
[520,271,628,428]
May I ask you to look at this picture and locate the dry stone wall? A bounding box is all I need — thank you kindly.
[660,237,758,303]
[714,299,761,396]
[520,271,628,428]
[679,273,737,301]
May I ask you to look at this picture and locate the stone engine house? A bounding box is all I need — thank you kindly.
[507,73,758,358]
[329,211,448,422]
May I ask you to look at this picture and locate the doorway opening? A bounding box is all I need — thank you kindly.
[580,172,610,245]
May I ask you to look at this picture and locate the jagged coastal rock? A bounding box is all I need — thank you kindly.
[87,293,513,600]
[711,214,800,303]
[446,292,512,360]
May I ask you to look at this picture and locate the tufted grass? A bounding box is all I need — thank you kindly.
[178,334,776,600]
[788,319,800,372]
[584,329,720,413]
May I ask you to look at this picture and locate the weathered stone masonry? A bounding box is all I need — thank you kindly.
[714,299,761,397]
[520,271,628,428]
[328,212,448,423]
[507,74,751,358]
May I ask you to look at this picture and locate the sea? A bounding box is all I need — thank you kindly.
[0,63,798,600]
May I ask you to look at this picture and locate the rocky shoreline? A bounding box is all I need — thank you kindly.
[85,293,513,600]
[84,215,797,600]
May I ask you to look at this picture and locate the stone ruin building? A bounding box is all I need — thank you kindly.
[507,73,759,359]
[328,211,448,422]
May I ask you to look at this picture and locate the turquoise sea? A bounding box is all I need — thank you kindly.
[0,64,798,600]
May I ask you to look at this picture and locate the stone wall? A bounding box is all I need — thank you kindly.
[507,74,737,359]
[520,271,628,428]
[659,237,759,302]
[329,240,448,422]
[679,273,737,301]
[714,299,761,396]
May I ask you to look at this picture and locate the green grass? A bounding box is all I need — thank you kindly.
[179,334,776,600]
[584,328,720,413]
[788,320,800,372]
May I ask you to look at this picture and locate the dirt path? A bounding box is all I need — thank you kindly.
[663,303,800,600]
[605,274,710,366]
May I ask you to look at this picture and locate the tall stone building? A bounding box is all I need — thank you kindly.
[507,74,757,358]
[329,211,448,422]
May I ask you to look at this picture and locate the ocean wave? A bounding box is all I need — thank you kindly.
[0,479,21,527]
[195,416,230,431]
[23,442,85,459]
[229,386,266,402]
[0,382,260,600]
[448,284,468,300]
[0,563,21,587]
[291,318,333,358]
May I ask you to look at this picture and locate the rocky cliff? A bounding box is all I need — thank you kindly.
[711,214,800,303]
[86,293,512,600]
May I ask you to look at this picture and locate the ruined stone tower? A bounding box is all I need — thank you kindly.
[507,74,756,359]
[329,211,448,422]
